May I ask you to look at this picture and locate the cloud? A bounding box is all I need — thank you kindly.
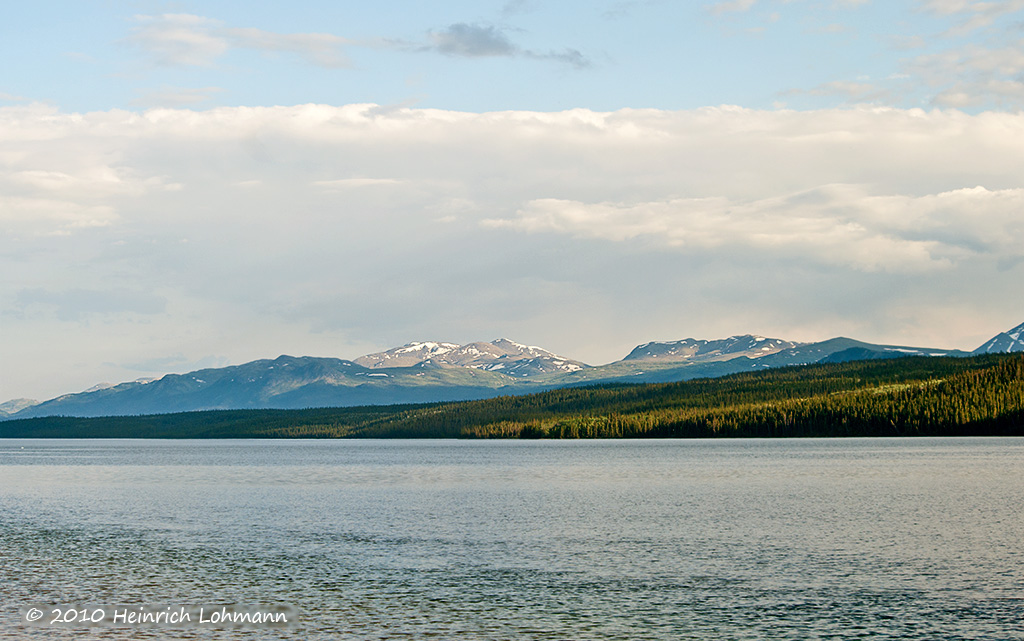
[932,79,1024,108]
[429,23,518,57]
[919,0,1024,32]
[701,0,1022,111]
[527,48,590,67]
[484,185,1024,272]
[902,40,1024,107]
[842,2,1024,110]
[0,120,182,236]
[420,22,591,68]
[225,28,350,68]
[125,13,588,72]
[919,0,1010,14]
[127,14,228,66]
[126,14,350,68]
[3,103,1024,399]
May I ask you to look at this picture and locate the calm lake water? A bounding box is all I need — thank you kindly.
[1,438,1022,640]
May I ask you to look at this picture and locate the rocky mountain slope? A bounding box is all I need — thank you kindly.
[354,338,586,377]
[973,321,1024,354]
[622,335,800,363]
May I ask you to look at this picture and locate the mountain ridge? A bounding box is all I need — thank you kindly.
[973,321,1024,354]
[4,323,1018,420]
[353,338,587,377]
[622,335,801,363]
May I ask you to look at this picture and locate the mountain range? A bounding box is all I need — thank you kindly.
[4,322,1023,420]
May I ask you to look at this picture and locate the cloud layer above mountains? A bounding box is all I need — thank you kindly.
[3,102,1022,399]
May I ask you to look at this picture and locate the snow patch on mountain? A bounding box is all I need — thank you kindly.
[622,334,801,363]
[973,321,1024,354]
[353,338,586,376]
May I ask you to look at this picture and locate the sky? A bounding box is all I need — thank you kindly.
[3,0,1024,402]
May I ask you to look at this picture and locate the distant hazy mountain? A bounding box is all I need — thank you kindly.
[11,355,522,419]
[542,336,971,387]
[973,321,1024,354]
[3,322,1019,419]
[0,398,38,417]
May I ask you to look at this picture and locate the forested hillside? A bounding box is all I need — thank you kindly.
[3,354,1022,439]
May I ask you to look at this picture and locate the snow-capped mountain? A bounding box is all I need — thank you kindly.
[974,321,1024,354]
[353,341,463,368]
[623,335,801,363]
[354,338,587,377]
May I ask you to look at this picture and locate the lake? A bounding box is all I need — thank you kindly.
[1,438,1022,639]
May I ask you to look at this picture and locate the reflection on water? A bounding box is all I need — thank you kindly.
[2,438,1023,640]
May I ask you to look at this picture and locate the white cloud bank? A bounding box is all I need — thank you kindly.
[2,102,1023,399]
[488,185,1024,272]
[127,14,351,68]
